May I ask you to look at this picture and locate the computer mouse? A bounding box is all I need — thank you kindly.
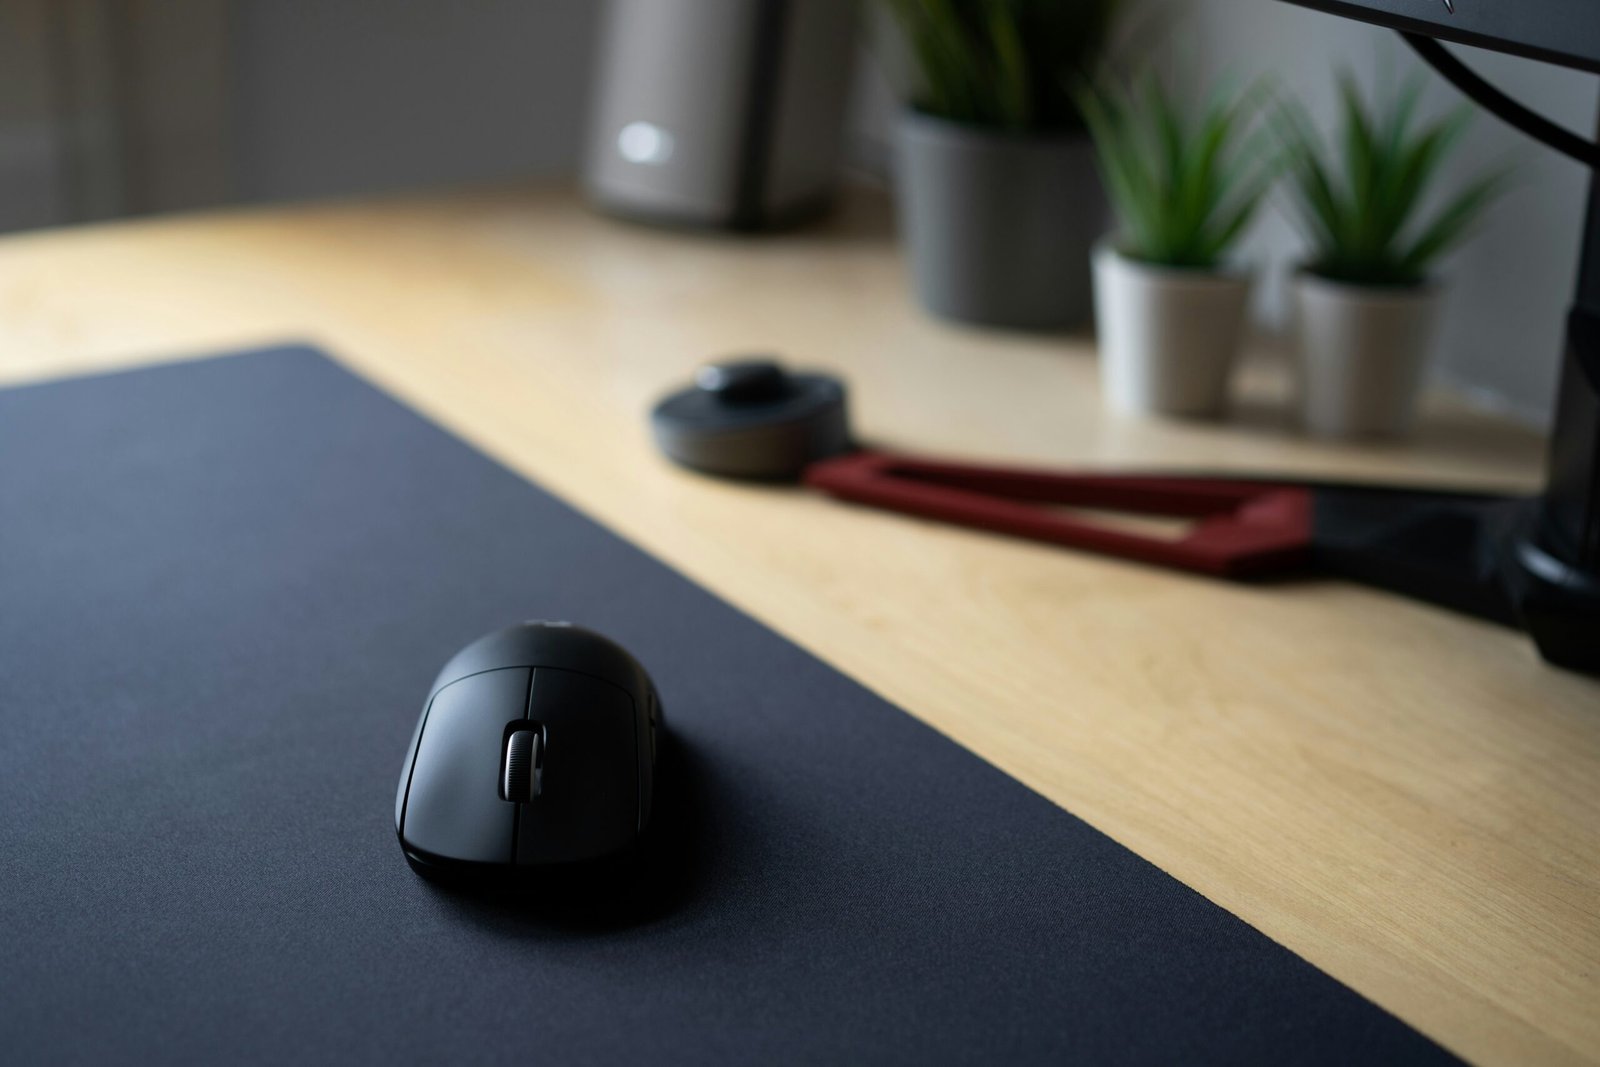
[395,622,663,879]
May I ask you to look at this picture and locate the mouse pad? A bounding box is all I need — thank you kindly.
[0,346,1456,1065]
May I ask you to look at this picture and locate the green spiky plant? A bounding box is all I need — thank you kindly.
[1277,74,1511,287]
[1079,74,1276,269]
[884,0,1120,134]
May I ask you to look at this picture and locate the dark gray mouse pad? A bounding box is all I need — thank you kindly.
[0,345,1456,1065]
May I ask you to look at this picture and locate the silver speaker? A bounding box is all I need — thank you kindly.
[583,0,858,230]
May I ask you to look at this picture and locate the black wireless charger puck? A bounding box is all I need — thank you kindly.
[650,358,852,481]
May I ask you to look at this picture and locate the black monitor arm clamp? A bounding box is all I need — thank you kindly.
[1360,36,1600,672]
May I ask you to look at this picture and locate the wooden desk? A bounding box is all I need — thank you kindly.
[1,185,1595,1066]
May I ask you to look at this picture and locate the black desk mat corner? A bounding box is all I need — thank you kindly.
[0,344,1458,1064]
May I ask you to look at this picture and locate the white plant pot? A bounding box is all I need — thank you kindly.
[1292,272,1442,439]
[1092,243,1252,418]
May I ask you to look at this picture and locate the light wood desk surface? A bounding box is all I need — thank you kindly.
[1,185,1595,1065]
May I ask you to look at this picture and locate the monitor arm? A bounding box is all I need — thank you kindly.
[1349,38,1600,671]
[1502,97,1600,670]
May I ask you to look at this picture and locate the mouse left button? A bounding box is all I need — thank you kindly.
[399,667,530,865]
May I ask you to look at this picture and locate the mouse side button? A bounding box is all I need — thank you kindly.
[400,667,530,865]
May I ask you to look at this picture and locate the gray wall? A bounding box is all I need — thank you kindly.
[0,0,231,228]
[0,0,62,231]
[0,0,598,226]
[231,0,598,202]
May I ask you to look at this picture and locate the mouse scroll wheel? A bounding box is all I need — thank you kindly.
[501,728,543,803]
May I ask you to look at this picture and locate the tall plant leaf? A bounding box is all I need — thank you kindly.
[1274,74,1508,286]
[886,0,1121,133]
[1080,72,1276,269]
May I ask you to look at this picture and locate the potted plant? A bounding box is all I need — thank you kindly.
[885,0,1118,329]
[1277,76,1509,438]
[1081,74,1274,417]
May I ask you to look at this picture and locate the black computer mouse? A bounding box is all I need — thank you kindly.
[395,622,663,880]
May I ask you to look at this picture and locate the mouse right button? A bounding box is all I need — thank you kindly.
[518,668,639,865]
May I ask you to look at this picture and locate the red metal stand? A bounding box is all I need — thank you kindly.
[804,452,1314,578]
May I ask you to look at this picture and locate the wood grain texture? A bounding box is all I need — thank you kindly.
[1,184,1595,1065]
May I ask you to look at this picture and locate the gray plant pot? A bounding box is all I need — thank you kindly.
[894,110,1104,330]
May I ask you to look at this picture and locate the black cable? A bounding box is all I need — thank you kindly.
[1402,32,1600,168]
